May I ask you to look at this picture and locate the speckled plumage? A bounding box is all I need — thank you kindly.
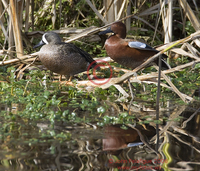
[34,32,97,78]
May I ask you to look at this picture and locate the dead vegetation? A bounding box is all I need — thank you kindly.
[0,1,200,104]
[0,1,200,169]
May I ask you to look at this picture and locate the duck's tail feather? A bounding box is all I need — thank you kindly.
[161,58,171,70]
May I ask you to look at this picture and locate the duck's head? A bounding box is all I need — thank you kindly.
[99,22,126,39]
[33,32,62,48]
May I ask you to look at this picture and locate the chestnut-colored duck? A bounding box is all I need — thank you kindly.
[34,32,97,80]
[99,22,170,69]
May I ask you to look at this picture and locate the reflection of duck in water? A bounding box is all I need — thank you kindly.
[103,124,155,153]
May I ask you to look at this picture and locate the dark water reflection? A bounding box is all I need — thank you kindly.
[1,108,200,171]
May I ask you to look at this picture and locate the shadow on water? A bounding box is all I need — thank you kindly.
[0,102,200,171]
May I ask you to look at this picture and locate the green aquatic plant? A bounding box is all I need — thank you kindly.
[0,67,112,125]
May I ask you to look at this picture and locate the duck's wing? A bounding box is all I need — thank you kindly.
[128,41,158,52]
[76,46,95,63]
[128,41,170,69]
[68,43,98,68]
[128,41,168,58]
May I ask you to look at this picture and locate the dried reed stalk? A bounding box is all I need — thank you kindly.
[10,0,23,57]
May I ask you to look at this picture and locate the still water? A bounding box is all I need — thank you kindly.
[0,104,200,171]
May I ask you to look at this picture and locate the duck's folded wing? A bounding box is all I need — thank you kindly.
[71,44,99,68]
[128,41,158,52]
[128,41,170,69]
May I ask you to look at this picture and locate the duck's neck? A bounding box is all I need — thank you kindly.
[107,34,122,43]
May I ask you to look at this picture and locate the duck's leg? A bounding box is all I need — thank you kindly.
[59,75,62,81]
[62,75,73,85]
[68,76,73,82]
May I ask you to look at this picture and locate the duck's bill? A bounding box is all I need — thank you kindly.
[33,40,45,49]
[98,27,113,35]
